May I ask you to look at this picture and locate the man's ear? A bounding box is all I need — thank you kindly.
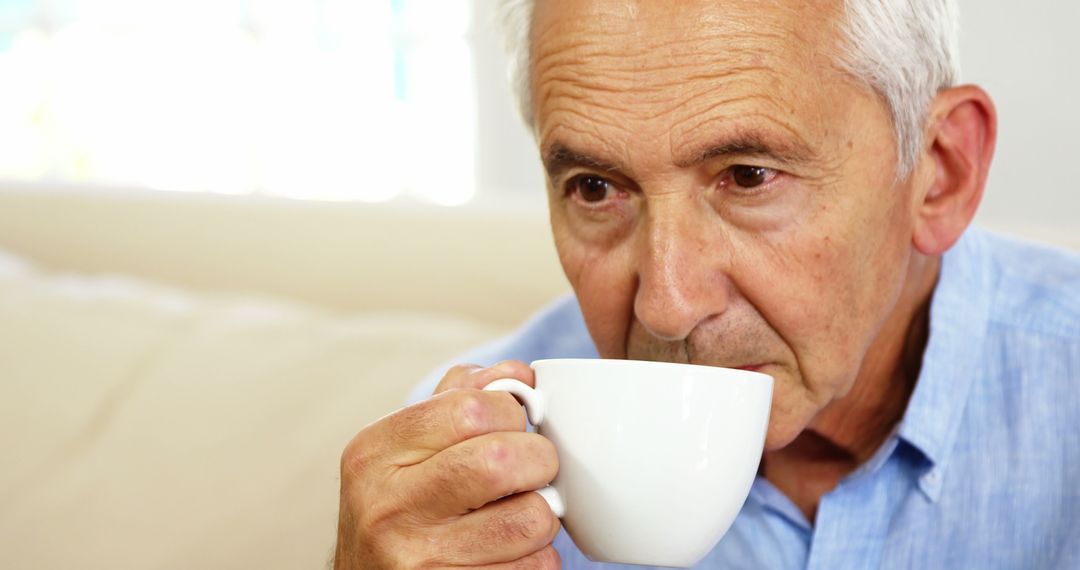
[912,85,997,256]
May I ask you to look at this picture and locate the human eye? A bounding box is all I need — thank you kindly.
[722,165,780,195]
[564,174,624,206]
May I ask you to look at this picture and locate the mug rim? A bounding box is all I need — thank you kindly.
[531,358,774,386]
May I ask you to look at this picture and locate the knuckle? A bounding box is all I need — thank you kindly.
[478,437,514,485]
[516,503,553,542]
[340,433,375,479]
[493,502,551,546]
[448,390,490,440]
[523,491,561,539]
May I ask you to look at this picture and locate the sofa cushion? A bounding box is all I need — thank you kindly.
[0,250,504,569]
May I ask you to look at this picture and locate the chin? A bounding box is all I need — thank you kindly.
[762,415,809,451]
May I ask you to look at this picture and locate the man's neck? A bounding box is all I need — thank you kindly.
[761,254,940,523]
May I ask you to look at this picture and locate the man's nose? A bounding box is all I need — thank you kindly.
[632,203,730,342]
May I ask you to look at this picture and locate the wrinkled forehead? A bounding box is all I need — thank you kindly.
[528,0,854,163]
[529,0,847,89]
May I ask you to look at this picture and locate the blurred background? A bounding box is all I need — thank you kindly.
[0,1,1076,569]
[0,0,536,205]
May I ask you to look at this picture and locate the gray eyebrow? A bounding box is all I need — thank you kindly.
[674,133,818,169]
[542,143,624,179]
[542,132,817,180]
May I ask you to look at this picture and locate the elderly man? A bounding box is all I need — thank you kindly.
[334,0,1080,568]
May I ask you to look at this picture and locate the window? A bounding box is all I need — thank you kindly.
[0,0,482,205]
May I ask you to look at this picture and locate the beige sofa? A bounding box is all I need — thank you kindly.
[0,184,1075,569]
[0,185,569,570]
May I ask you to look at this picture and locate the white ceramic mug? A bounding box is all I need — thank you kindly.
[483,358,773,568]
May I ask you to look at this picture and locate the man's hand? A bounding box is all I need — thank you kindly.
[334,361,562,569]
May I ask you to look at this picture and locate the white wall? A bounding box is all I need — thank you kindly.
[960,0,1080,233]
[471,0,1080,236]
[471,0,547,201]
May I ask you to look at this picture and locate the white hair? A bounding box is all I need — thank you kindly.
[496,0,960,179]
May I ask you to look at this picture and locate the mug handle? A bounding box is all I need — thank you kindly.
[483,378,566,518]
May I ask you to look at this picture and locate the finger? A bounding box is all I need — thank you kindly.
[434,360,535,395]
[343,388,529,476]
[475,545,562,570]
[431,492,561,566]
[406,430,559,519]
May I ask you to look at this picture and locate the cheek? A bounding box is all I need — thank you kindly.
[789,237,869,361]
[739,234,857,380]
[748,186,912,393]
[551,219,636,359]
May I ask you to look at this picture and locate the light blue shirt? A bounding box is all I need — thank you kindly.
[409,227,1080,569]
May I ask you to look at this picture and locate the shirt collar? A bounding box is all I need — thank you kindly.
[896,227,994,501]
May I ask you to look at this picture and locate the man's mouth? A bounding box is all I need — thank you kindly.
[732,364,767,372]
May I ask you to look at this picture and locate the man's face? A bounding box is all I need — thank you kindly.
[532,0,925,449]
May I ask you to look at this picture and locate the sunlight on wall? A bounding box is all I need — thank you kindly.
[0,0,476,205]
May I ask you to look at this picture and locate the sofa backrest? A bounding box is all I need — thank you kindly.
[0,183,571,327]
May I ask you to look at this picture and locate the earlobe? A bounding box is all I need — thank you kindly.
[912,85,998,256]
